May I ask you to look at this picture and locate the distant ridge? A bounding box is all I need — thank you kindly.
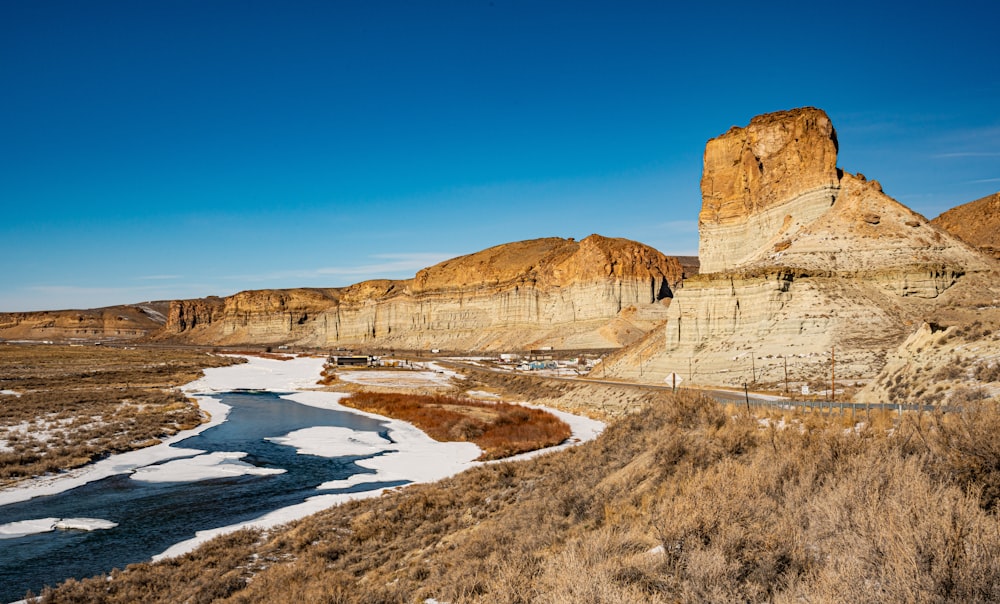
[2,235,684,352]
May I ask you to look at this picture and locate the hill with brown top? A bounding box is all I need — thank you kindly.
[931,191,1000,259]
[162,234,682,351]
[0,303,169,342]
[604,107,1000,392]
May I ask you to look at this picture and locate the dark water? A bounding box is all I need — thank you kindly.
[0,391,406,602]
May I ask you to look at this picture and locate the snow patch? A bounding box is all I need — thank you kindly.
[267,426,391,458]
[334,369,455,389]
[53,517,119,531]
[0,518,60,539]
[130,451,285,483]
[0,517,117,539]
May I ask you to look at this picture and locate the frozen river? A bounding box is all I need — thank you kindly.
[0,355,602,602]
[0,389,407,602]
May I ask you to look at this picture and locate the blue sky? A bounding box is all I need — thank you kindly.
[2,0,998,312]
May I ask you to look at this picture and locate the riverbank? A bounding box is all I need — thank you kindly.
[0,355,604,568]
[153,355,603,559]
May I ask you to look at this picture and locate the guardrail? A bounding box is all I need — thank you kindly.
[707,392,960,415]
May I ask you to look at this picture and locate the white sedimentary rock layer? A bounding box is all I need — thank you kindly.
[607,108,999,388]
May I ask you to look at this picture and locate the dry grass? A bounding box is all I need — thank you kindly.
[340,391,572,460]
[0,344,243,484]
[33,388,1000,603]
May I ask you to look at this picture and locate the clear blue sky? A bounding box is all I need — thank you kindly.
[2,0,998,312]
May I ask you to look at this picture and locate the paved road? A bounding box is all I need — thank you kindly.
[440,359,952,414]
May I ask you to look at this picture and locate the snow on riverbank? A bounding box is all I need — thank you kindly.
[0,354,605,563]
[0,400,228,507]
[0,355,325,506]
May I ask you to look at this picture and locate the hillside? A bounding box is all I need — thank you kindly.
[0,303,170,342]
[35,387,1000,603]
[931,191,1000,259]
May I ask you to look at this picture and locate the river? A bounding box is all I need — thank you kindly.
[0,390,406,602]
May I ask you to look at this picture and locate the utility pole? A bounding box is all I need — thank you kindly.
[751,353,756,384]
[744,381,751,413]
[783,355,789,396]
[831,346,836,408]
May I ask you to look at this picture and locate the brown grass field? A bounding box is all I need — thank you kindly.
[340,391,572,460]
[0,344,242,484]
[30,386,1000,603]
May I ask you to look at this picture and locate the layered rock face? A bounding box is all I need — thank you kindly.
[0,304,169,341]
[163,235,682,351]
[699,108,840,273]
[605,107,998,389]
[931,192,1000,259]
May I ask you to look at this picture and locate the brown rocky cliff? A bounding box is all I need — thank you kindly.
[161,235,681,350]
[165,297,226,332]
[700,107,839,225]
[698,107,841,273]
[608,107,999,390]
[931,192,1000,259]
[408,235,681,294]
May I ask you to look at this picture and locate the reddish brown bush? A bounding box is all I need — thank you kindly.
[341,391,571,460]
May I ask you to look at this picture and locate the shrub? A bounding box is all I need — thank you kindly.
[340,392,571,460]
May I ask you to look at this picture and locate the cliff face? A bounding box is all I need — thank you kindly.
[163,235,682,350]
[605,107,999,389]
[699,107,840,274]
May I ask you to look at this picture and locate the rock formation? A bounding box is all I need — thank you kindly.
[699,108,840,274]
[0,304,169,341]
[162,235,682,351]
[604,107,999,390]
[931,192,1000,260]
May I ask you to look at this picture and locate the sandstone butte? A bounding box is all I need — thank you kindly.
[603,107,1000,396]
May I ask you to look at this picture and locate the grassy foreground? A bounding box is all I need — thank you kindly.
[340,391,572,460]
[0,344,242,484]
[33,389,1000,603]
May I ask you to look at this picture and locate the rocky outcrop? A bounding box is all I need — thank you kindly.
[854,314,1000,406]
[699,107,840,274]
[931,192,1000,260]
[163,235,683,351]
[166,296,226,332]
[0,304,169,341]
[605,107,999,390]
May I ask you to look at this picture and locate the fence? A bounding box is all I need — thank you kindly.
[704,390,960,416]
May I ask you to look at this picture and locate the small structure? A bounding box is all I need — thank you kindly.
[329,355,374,367]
